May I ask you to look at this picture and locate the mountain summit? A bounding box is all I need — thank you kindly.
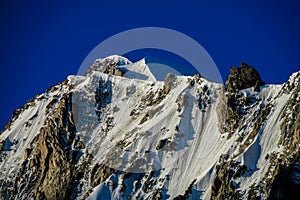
[0,56,299,200]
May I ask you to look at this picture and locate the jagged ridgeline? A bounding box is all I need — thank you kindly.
[0,56,299,200]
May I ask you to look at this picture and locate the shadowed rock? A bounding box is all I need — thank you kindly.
[226,62,265,92]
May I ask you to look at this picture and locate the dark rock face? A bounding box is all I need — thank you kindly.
[267,76,300,200]
[226,62,265,92]
[12,93,80,199]
[268,160,300,200]
[211,160,242,200]
[0,89,93,200]
[219,63,266,135]
[95,77,113,122]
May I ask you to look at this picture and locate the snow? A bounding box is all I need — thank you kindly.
[88,184,111,200]
[122,58,157,81]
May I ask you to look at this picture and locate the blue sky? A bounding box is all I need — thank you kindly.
[0,1,299,129]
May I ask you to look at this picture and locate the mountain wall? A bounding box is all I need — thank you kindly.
[0,56,299,200]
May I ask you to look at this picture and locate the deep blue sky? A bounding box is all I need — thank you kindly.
[1,1,299,129]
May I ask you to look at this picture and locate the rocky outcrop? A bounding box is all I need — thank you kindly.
[226,62,265,93]
[15,93,77,199]
[0,92,94,200]
[173,179,197,200]
[219,63,265,135]
[212,72,300,199]
[268,159,300,200]
[163,73,177,94]
[267,73,300,199]
[130,74,175,122]
[85,57,129,77]
[211,160,242,200]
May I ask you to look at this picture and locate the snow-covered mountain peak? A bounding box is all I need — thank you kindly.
[0,56,299,200]
[121,58,157,81]
[84,55,131,76]
[85,55,157,81]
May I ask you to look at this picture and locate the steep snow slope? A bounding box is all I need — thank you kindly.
[0,56,299,200]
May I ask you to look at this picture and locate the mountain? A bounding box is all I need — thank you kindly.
[0,55,299,200]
